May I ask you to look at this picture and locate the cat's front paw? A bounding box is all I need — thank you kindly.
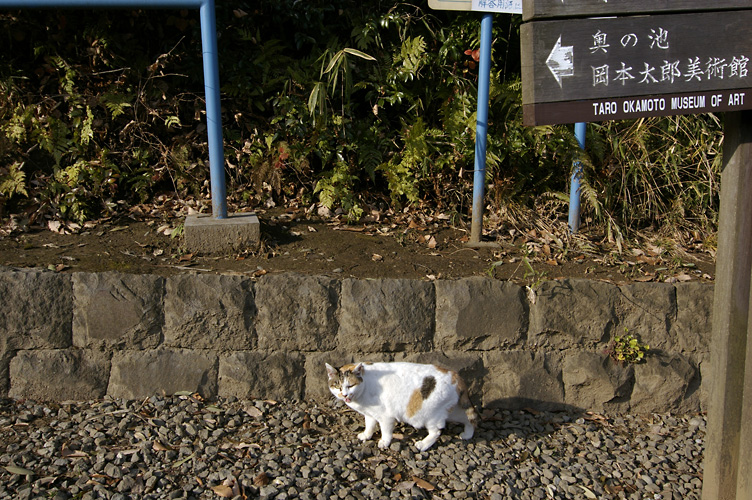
[415,439,433,452]
[377,438,391,449]
[357,431,370,441]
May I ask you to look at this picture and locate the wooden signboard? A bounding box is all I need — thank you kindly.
[521,10,752,125]
[523,0,750,21]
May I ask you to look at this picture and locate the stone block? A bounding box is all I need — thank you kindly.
[482,351,564,410]
[73,272,164,349]
[615,283,676,352]
[338,279,434,352]
[631,354,699,413]
[255,274,339,351]
[435,278,526,350]
[9,349,110,400]
[528,279,619,349]
[562,351,634,412]
[0,268,72,349]
[184,213,260,254]
[218,351,305,400]
[164,274,254,350]
[108,348,218,399]
[675,282,713,354]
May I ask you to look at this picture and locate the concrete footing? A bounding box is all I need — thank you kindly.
[184,212,260,254]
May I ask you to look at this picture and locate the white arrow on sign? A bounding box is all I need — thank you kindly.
[545,35,574,87]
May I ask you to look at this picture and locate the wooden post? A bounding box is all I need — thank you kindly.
[703,110,752,500]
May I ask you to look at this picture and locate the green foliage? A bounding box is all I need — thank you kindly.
[579,115,722,239]
[0,1,722,243]
[0,162,27,198]
[607,331,650,364]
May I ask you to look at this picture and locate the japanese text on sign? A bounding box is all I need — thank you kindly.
[471,0,522,14]
[586,27,749,89]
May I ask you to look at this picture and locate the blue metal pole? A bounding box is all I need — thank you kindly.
[470,13,493,244]
[199,0,227,219]
[0,0,227,219]
[568,122,587,233]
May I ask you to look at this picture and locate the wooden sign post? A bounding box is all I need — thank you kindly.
[520,2,752,498]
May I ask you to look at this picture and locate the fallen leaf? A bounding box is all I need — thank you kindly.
[308,226,317,232]
[253,472,270,486]
[245,406,263,418]
[173,452,196,468]
[371,253,383,262]
[412,476,436,491]
[578,485,598,499]
[61,444,88,458]
[47,220,63,234]
[153,440,172,451]
[211,484,234,498]
[427,236,437,249]
[4,465,33,476]
[526,286,537,305]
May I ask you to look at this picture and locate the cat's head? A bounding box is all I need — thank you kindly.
[325,362,364,403]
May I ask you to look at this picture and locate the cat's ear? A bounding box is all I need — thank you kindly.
[353,363,365,377]
[325,363,338,380]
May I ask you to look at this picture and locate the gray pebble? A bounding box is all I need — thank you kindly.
[0,398,706,500]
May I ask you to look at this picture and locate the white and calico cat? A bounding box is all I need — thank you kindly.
[326,361,479,451]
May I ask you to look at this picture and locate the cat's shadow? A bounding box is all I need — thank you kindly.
[332,397,590,452]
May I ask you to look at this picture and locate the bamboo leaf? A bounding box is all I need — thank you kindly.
[343,47,376,61]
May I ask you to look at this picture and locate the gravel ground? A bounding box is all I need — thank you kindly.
[0,395,705,500]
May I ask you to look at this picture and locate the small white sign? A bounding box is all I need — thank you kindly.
[471,0,522,14]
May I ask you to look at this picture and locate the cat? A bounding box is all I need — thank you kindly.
[325,361,479,451]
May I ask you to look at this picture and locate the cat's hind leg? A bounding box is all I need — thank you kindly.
[377,418,396,449]
[415,425,443,452]
[448,405,475,440]
[358,415,378,442]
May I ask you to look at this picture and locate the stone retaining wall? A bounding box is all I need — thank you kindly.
[0,267,713,414]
